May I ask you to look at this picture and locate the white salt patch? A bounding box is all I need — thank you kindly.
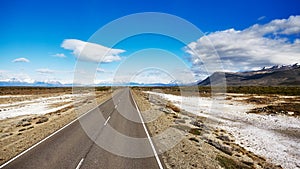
[0,93,91,119]
[145,91,300,169]
[0,95,32,98]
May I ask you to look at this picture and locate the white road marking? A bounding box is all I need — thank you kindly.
[104,116,111,126]
[130,90,164,169]
[0,96,113,169]
[75,158,84,169]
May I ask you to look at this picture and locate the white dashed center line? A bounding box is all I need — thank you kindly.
[104,116,111,126]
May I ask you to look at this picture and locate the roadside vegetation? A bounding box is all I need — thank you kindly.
[225,86,300,96]
[0,87,72,95]
[0,86,111,95]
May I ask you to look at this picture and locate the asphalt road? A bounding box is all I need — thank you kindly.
[1,88,164,169]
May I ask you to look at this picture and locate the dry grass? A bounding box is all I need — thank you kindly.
[248,103,300,116]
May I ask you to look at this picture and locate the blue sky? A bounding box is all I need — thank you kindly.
[1,0,300,84]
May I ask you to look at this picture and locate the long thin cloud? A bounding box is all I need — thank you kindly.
[12,57,30,63]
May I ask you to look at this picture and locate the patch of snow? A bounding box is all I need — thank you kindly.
[145,91,300,169]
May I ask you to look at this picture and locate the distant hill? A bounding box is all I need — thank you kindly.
[0,80,180,87]
[96,82,179,87]
[198,64,300,86]
[0,79,63,87]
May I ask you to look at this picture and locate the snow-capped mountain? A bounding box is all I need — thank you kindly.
[198,63,300,86]
[0,79,63,87]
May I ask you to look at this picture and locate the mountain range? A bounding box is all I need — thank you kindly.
[0,79,175,87]
[1,64,299,87]
[197,64,300,86]
[0,78,64,87]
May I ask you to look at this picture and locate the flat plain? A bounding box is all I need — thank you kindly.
[0,86,299,169]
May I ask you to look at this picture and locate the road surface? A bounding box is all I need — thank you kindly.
[1,88,164,169]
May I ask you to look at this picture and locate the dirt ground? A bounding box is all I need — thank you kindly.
[132,89,283,169]
[0,87,112,165]
[0,87,297,168]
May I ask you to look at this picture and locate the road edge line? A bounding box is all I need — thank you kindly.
[75,158,84,169]
[130,90,164,169]
[0,94,113,169]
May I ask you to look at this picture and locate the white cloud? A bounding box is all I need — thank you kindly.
[96,68,106,73]
[130,70,173,84]
[248,15,300,35]
[186,15,300,76]
[96,68,113,74]
[61,39,125,63]
[94,79,113,84]
[52,53,66,58]
[257,16,266,21]
[0,69,75,85]
[12,57,30,63]
[0,71,34,83]
[36,68,55,74]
